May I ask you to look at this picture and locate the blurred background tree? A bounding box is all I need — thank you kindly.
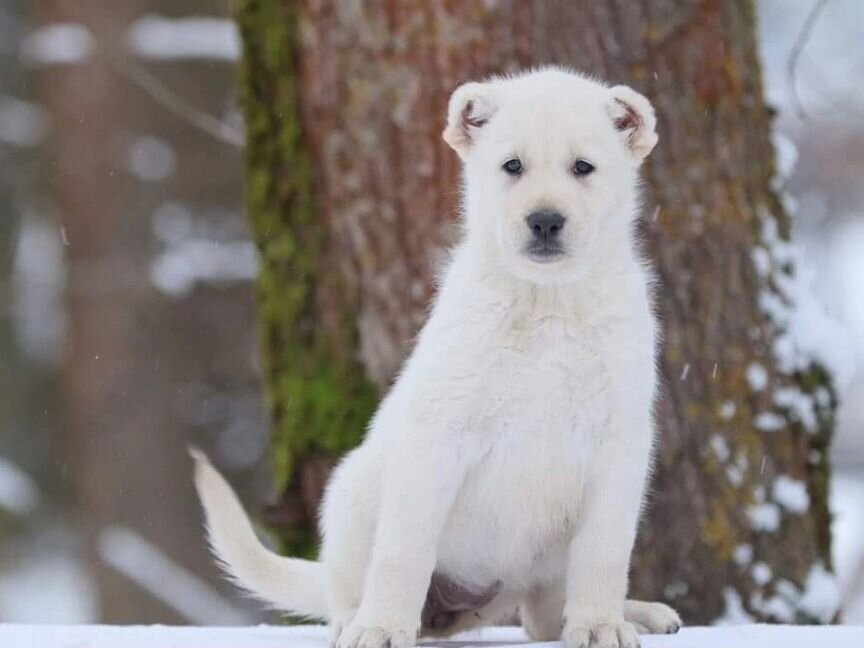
[238,0,835,624]
[2,0,264,625]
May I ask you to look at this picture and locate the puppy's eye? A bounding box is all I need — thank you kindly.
[573,159,595,176]
[502,158,523,176]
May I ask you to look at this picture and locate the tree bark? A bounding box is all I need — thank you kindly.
[239,0,836,623]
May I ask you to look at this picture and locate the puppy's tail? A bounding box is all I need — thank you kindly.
[190,448,328,620]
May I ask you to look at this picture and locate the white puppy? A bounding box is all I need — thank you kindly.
[193,67,681,648]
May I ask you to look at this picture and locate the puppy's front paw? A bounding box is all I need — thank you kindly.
[563,620,640,648]
[336,623,414,648]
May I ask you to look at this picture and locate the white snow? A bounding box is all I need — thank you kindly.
[751,124,858,400]
[0,456,40,515]
[753,412,785,432]
[751,248,772,278]
[124,136,177,182]
[0,96,47,147]
[12,214,67,365]
[776,579,799,602]
[771,131,799,181]
[751,592,795,623]
[773,386,818,432]
[126,16,241,62]
[752,562,773,586]
[733,544,754,566]
[98,526,249,626]
[20,23,95,66]
[744,564,840,624]
[715,589,756,625]
[779,254,856,392]
[726,465,744,487]
[2,624,864,648]
[746,363,769,391]
[718,446,747,488]
[710,435,730,462]
[147,201,259,296]
[719,400,737,420]
[0,551,97,624]
[798,563,843,623]
[755,208,857,394]
[149,238,258,297]
[772,475,810,514]
[748,502,781,532]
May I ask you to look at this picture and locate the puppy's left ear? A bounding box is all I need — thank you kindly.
[608,85,658,161]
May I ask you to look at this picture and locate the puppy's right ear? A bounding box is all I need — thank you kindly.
[443,82,495,159]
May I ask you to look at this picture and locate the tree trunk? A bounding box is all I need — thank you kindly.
[238,0,836,623]
[39,0,258,623]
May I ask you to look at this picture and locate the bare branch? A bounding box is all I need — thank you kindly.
[113,57,244,148]
[786,0,829,122]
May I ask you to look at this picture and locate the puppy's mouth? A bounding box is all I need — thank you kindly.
[523,243,567,264]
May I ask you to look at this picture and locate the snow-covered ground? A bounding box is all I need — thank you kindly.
[2,624,864,648]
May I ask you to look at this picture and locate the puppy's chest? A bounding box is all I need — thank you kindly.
[473,317,614,438]
[470,323,604,508]
[443,320,609,548]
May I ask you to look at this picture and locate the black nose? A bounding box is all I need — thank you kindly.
[526,210,565,240]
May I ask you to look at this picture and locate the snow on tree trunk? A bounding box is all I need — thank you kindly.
[238,0,837,623]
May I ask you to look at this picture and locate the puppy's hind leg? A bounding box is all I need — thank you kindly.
[322,513,370,643]
[521,586,681,642]
[520,582,565,642]
[336,434,469,648]
[624,600,681,635]
[319,448,381,647]
[325,565,360,648]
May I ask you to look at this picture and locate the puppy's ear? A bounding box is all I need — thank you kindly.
[608,85,658,161]
[443,82,495,159]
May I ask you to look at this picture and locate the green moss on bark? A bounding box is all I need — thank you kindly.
[236,0,378,553]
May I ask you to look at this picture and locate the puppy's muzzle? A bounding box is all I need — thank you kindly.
[525,210,566,260]
[527,210,565,240]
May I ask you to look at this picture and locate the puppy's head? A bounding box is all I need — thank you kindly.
[444,67,657,284]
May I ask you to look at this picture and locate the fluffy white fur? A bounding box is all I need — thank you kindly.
[193,67,681,648]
